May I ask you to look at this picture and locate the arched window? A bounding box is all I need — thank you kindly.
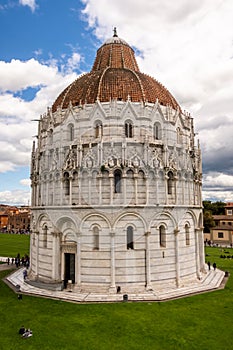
[48,129,53,145]
[125,121,133,138]
[95,121,103,138]
[64,173,70,196]
[154,122,161,140]
[167,171,174,195]
[177,127,182,144]
[159,225,166,247]
[43,224,48,248]
[127,226,134,249]
[93,226,99,250]
[114,170,122,193]
[68,124,74,141]
[185,224,190,245]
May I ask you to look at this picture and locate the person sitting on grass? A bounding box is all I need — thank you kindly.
[19,326,25,335]
[21,328,33,338]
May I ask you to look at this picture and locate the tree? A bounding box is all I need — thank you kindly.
[202,201,225,233]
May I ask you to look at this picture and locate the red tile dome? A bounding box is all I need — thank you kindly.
[52,30,180,112]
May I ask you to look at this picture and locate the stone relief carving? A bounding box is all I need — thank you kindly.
[64,147,76,170]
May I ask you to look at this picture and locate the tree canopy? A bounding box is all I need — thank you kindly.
[203,201,225,233]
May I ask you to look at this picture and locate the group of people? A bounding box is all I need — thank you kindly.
[7,253,30,268]
[18,326,33,338]
[207,261,217,270]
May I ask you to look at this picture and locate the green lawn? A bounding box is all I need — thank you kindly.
[0,233,30,257]
[0,241,233,349]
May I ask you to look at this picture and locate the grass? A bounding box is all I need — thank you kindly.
[0,238,233,349]
[0,233,30,257]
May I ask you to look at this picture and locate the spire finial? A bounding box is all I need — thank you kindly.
[113,27,118,37]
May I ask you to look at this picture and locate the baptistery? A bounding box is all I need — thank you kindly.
[29,30,205,293]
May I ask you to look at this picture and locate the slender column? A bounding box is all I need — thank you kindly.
[165,174,168,205]
[78,176,82,205]
[36,182,39,206]
[195,228,201,279]
[109,232,116,292]
[155,172,158,204]
[88,175,91,205]
[98,175,102,205]
[61,250,64,284]
[76,232,81,288]
[109,174,114,205]
[174,228,180,287]
[198,227,206,272]
[35,231,39,278]
[174,176,178,205]
[123,175,126,206]
[145,176,148,205]
[69,175,72,205]
[60,178,63,205]
[46,181,49,205]
[134,173,138,205]
[51,231,61,281]
[181,176,185,205]
[145,231,152,290]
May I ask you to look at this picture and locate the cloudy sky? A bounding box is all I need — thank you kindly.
[0,0,233,205]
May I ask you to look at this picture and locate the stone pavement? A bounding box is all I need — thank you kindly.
[1,257,227,303]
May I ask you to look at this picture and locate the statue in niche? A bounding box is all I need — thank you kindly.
[65,147,76,169]
[108,156,115,168]
[168,150,178,170]
[51,151,58,170]
[133,156,140,168]
[153,157,160,168]
[86,157,93,168]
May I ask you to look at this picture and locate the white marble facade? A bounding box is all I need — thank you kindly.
[29,99,205,293]
[29,34,205,294]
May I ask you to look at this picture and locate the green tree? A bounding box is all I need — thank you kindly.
[202,201,225,233]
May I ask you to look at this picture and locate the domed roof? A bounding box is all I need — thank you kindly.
[52,29,180,112]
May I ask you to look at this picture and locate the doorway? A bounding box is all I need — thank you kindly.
[64,253,75,288]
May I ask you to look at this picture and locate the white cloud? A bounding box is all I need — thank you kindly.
[0,190,30,206]
[20,179,31,187]
[66,53,82,72]
[19,0,37,12]
[0,57,78,173]
[203,173,233,188]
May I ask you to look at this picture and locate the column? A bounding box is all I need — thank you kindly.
[134,173,138,205]
[35,231,39,278]
[198,227,206,272]
[51,231,61,281]
[145,176,148,205]
[165,174,168,205]
[69,175,72,205]
[195,228,201,279]
[109,232,116,292]
[76,232,81,289]
[174,228,180,287]
[60,178,63,205]
[174,176,178,205]
[109,174,113,205]
[123,174,126,206]
[155,172,159,204]
[98,175,102,205]
[145,231,152,290]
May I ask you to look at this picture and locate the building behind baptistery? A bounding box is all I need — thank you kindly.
[29,30,205,293]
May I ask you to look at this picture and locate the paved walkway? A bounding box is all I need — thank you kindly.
[1,256,227,303]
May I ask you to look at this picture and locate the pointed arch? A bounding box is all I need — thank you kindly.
[127,225,134,249]
[125,120,133,138]
[114,169,122,193]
